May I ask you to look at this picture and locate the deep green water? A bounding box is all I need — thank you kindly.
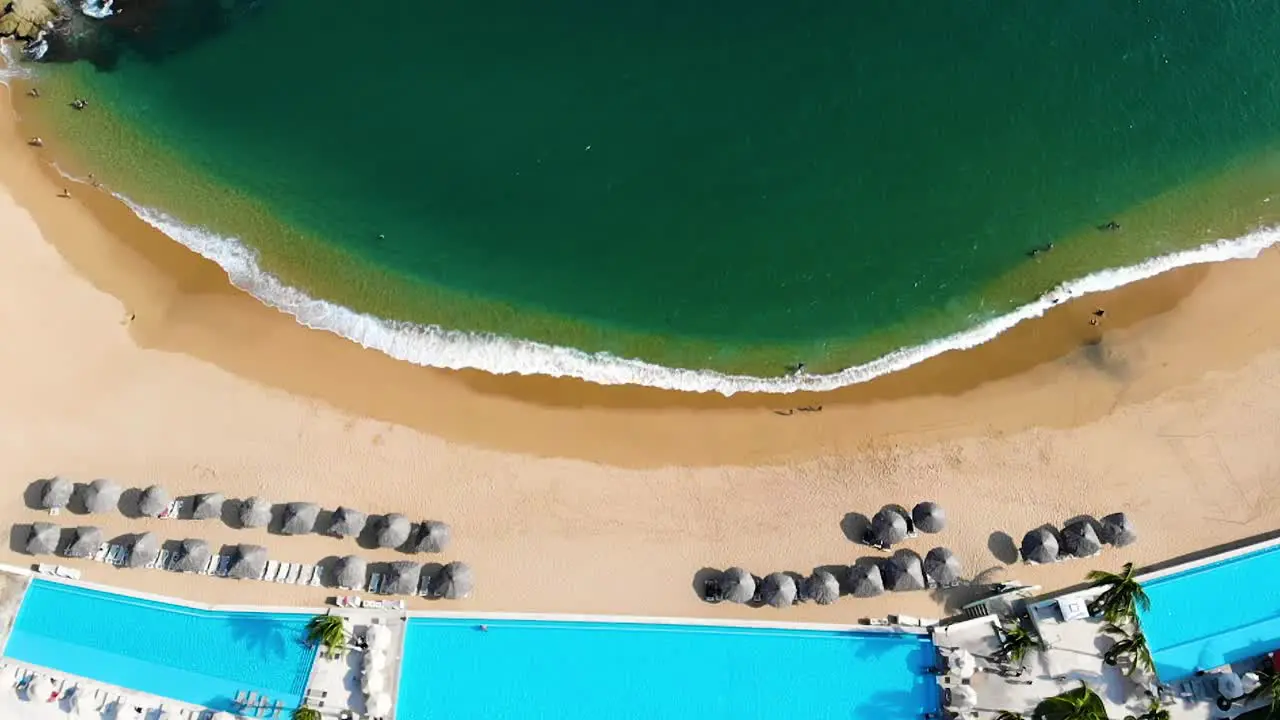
[17,1,1280,390]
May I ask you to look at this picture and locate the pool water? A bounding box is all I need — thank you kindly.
[4,580,316,712]
[398,617,939,720]
[1138,543,1280,682]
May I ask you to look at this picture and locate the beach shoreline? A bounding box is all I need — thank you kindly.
[4,72,1280,624]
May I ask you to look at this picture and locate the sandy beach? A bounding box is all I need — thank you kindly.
[3,76,1280,623]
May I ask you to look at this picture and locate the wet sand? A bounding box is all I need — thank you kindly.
[3,78,1280,622]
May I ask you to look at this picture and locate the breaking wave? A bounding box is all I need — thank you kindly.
[106,191,1280,395]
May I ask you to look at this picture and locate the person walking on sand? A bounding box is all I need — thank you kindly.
[57,188,71,198]
[1089,308,1106,326]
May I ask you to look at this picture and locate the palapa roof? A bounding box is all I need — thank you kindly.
[335,555,367,590]
[238,497,273,529]
[720,567,755,604]
[176,538,211,573]
[1099,512,1137,547]
[281,502,320,535]
[228,544,267,580]
[137,485,170,518]
[376,513,411,549]
[83,478,122,514]
[924,547,962,587]
[384,561,421,595]
[26,522,59,555]
[430,561,474,599]
[871,507,909,547]
[1021,528,1059,564]
[883,551,926,592]
[912,501,946,534]
[126,532,160,569]
[192,492,225,520]
[40,477,73,510]
[329,507,367,537]
[804,570,840,605]
[760,572,797,608]
[1061,520,1102,558]
[65,526,103,558]
[414,520,451,553]
[850,562,885,597]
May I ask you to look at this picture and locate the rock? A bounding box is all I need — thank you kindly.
[0,0,62,41]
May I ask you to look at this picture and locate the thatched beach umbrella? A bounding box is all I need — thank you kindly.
[720,567,755,604]
[414,520,451,553]
[40,477,73,511]
[883,551,926,592]
[912,501,946,534]
[176,538,211,573]
[385,561,421,595]
[83,479,122,514]
[329,507,367,538]
[228,544,267,580]
[65,526,103,559]
[238,497,272,529]
[924,547,962,587]
[804,570,840,605]
[281,502,320,535]
[1021,528,1059,564]
[850,563,885,597]
[1061,520,1102,558]
[870,508,909,548]
[430,561,474,599]
[335,555,367,590]
[126,532,160,569]
[376,513,411,549]
[137,485,169,518]
[760,572,797,608]
[26,523,59,555]
[192,492,225,520]
[1099,512,1138,547]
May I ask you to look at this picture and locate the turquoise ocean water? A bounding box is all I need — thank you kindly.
[9,1,1280,392]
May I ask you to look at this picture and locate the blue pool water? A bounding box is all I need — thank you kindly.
[398,617,939,720]
[4,580,316,712]
[1138,544,1280,682]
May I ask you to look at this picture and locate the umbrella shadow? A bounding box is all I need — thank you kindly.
[354,520,382,551]
[221,498,244,529]
[9,524,31,554]
[814,564,850,597]
[691,567,720,601]
[66,483,93,515]
[841,512,870,543]
[314,509,335,537]
[987,531,1018,564]
[118,488,146,519]
[22,480,46,511]
[266,504,287,535]
[1075,337,1133,382]
[419,562,443,599]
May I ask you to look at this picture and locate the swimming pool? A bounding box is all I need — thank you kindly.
[398,617,939,720]
[4,580,316,712]
[1138,543,1280,682]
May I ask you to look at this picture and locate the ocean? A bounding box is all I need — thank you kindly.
[7,1,1280,393]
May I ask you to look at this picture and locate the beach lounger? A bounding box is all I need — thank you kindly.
[242,691,258,711]
[256,696,271,716]
[309,565,323,587]
[54,565,81,580]
[93,543,110,563]
[262,560,279,581]
[35,563,54,576]
[154,549,170,571]
[158,499,182,519]
[271,699,283,718]
[217,555,233,577]
[296,564,313,585]
[202,555,218,575]
[48,507,59,516]
[368,573,384,594]
[274,563,291,583]
[285,565,302,584]
[233,690,248,708]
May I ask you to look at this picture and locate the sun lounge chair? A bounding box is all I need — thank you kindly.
[217,555,233,577]
[285,565,302,584]
[309,565,323,587]
[35,563,54,576]
[242,691,258,711]
[256,696,271,716]
[368,573,384,594]
[54,565,80,580]
[296,564,313,585]
[49,507,59,516]
[201,555,217,575]
[262,560,279,581]
[233,690,247,708]
[273,563,291,583]
[158,499,182,519]
[271,699,283,718]
[93,543,110,563]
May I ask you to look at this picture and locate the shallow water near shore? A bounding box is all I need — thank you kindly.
[11,1,1280,392]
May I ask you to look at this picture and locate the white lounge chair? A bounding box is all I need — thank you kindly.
[155,550,170,570]
[262,560,279,581]
[54,566,80,580]
[158,499,182,519]
[274,563,292,583]
[368,573,385,594]
[295,564,313,585]
[286,565,302,584]
[309,565,323,587]
[202,555,218,575]
[93,543,110,563]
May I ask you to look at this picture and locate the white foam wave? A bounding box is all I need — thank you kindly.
[112,193,1279,395]
[0,40,35,85]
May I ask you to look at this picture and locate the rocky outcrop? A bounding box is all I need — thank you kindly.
[0,0,61,41]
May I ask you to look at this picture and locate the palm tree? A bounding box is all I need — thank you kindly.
[1087,562,1150,624]
[1034,683,1108,720]
[292,708,321,720]
[1247,668,1280,716]
[1000,620,1045,666]
[1101,623,1154,677]
[304,614,347,660]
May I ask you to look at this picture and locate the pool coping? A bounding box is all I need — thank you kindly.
[1134,534,1280,584]
[0,563,931,637]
